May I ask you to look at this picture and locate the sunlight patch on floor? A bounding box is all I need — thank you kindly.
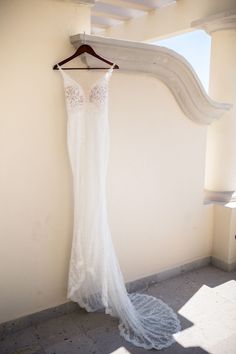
[174,280,236,354]
[110,347,131,354]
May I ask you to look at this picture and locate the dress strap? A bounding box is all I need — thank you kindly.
[105,63,116,80]
[57,64,67,78]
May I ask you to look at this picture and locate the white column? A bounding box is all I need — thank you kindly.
[193,10,236,201]
[192,11,236,271]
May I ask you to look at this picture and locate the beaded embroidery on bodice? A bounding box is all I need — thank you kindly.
[58,66,112,112]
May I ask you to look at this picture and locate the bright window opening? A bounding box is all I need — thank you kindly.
[152,30,211,92]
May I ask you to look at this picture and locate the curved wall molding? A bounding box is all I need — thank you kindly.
[70,34,232,125]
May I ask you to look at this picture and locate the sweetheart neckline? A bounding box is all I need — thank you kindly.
[58,64,114,98]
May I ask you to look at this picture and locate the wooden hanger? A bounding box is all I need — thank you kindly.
[53,43,119,70]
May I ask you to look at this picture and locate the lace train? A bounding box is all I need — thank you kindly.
[119,293,181,350]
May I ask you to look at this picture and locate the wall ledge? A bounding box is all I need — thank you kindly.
[204,189,236,206]
[70,34,232,125]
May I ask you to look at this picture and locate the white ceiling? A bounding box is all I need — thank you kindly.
[91,0,177,34]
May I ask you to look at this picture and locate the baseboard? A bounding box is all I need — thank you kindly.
[0,256,211,338]
[0,302,79,340]
[126,256,211,293]
[211,256,236,272]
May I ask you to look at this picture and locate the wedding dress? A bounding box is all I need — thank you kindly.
[58,65,181,350]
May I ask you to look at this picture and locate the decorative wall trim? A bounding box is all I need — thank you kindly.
[70,34,232,125]
[204,189,236,205]
[192,9,236,34]
[0,256,211,338]
[126,257,211,293]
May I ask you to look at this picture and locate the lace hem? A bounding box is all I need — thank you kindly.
[118,293,181,350]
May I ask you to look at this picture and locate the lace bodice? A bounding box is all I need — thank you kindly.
[65,84,84,109]
[58,66,113,113]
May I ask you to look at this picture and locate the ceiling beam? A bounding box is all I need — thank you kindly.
[92,15,123,27]
[91,26,106,33]
[103,0,236,41]
[91,21,108,29]
[92,10,130,21]
[72,0,95,4]
[99,0,151,12]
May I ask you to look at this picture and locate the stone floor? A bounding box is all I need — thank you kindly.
[1,266,236,354]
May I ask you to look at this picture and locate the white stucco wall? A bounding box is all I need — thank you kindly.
[0,0,213,323]
[0,0,91,324]
[108,73,213,280]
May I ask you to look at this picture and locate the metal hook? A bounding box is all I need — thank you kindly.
[83,31,86,45]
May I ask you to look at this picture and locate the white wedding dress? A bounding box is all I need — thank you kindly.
[58,64,181,350]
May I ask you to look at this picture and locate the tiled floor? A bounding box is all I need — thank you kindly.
[0,266,236,354]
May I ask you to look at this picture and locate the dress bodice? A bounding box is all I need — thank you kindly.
[58,65,114,114]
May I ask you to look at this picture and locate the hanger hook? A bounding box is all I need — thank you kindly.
[83,31,86,45]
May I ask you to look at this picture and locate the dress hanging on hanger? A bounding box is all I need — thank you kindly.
[53,39,119,70]
[55,44,181,350]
